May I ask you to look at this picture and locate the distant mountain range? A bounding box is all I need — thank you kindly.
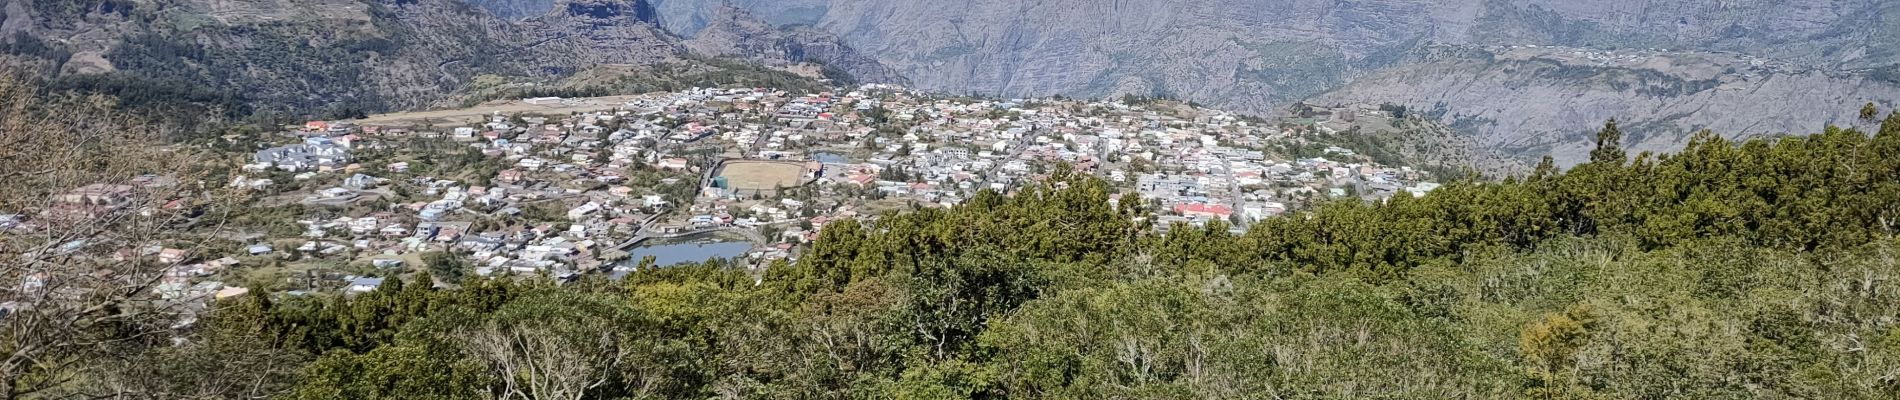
[1310,44,1900,166]
[650,0,1900,165]
[0,0,899,120]
[5,0,1898,165]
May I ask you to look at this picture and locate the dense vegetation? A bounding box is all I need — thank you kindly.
[70,118,1900,398]
[71,9,402,121]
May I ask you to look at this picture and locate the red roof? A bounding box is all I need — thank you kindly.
[1172,203,1233,217]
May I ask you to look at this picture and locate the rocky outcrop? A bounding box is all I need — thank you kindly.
[1310,45,1900,166]
[649,0,830,38]
[509,0,678,69]
[460,0,555,21]
[682,4,904,84]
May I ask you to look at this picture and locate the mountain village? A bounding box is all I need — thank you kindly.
[9,84,1443,307]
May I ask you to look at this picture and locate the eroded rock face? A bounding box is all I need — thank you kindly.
[649,0,832,37]
[459,0,555,21]
[683,4,904,84]
[654,0,1880,102]
[513,0,678,71]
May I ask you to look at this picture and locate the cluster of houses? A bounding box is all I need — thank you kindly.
[723,85,1443,232]
[29,84,1448,302]
[614,85,1442,237]
[252,136,356,173]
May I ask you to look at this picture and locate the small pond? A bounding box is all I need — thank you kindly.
[617,238,753,270]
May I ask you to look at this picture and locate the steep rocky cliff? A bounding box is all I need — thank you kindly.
[1310,45,1900,166]
[649,0,830,38]
[660,0,1900,109]
[682,4,904,84]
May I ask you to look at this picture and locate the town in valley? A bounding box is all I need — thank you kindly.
[7,84,1446,305]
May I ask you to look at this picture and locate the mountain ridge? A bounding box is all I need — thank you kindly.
[1310,44,1900,165]
[0,0,896,120]
[648,0,1900,165]
[681,3,905,85]
[0,0,686,117]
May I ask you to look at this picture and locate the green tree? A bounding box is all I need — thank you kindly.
[1520,305,1599,399]
[287,346,488,400]
[1589,119,1626,164]
[421,251,467,284]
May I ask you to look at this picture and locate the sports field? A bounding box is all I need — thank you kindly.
[718,161,810,192]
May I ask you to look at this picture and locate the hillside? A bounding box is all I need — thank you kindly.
[680,4,905,85]
[1288,102,1532,176]
[0,0,891,120]
[0,0,686,118]
[1310,45,1900,165]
